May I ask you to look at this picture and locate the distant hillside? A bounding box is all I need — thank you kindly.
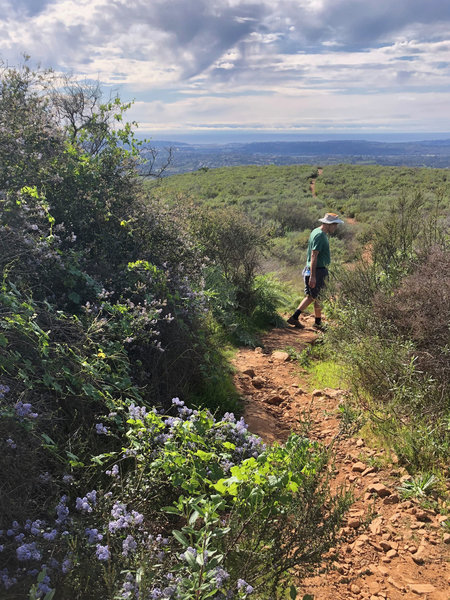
[142,139,450,175]
[146,163,450,224]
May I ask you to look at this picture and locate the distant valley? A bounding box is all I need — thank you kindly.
[144,138,450,175]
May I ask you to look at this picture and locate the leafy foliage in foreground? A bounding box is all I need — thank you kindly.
[0,62,347,598]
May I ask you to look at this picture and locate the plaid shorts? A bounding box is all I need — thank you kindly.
[304,267,328,299]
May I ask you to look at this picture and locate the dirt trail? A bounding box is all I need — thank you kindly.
[310,168,323,197]
[232,316,449,600]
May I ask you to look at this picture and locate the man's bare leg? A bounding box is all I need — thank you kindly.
[314,300,321,318]
[298,296,315,312]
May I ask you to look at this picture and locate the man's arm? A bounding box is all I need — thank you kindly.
[309,250,319,288]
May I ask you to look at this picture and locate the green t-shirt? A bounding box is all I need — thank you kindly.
[306,227,330,268]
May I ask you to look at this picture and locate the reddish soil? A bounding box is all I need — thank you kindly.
[232,315,450,600]
[310,168,323,197]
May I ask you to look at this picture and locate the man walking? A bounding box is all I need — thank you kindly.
[287,212,343,331]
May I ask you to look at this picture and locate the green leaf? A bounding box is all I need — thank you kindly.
[163,506,181,515]
[172,530,189,548]
[41,433,57,447]
[195,449,213,461]
[189,510,200,525]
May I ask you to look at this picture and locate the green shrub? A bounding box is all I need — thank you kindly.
[324,196,449,474]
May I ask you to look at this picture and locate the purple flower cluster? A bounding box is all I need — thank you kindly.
[122,534,137,556]
[14,400,38,419]
[120,573,139,599]
[237,579,254,594]
[16,542,41,561]
[85,528,103,544]
[95,423,108,435]
[96,544,110,561]
[0,384,10,398]
[109,502,144,533]
[146,534,169,562]
[215,567,230,588]
[75,490,97,513]
[37,573,52,596]
[0,568,17,589]
[128,403,148,420]
[106,464,119,477]
[55,495,70,524]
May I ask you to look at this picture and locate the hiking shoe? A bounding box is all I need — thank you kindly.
[287,316,304,329]
[313,322,327,332]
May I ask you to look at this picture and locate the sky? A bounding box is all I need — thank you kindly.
[1,0,450,141]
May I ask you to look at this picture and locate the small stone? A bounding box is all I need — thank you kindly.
[333,562,345,574]
[389,541,399,551]
[348,518,360,529]
[386,549,398,558]
[369,517,383,535]
[361,466,377,476]
[369,541,384,552]
[242,368,255,377]
[252,376,265,388]
[388,577,405,591]
[367,483,391,497]
[400,499,413,507]
[265,395,284,405]
[379,541,392,552]
[381,556,391,563]
[356,438,364,447]
[412,553,424,565]
[415,509,432,522]
[311,389,323,397]
[443,532,450,544]
[377,565,389,576]
[383,493,400,504]
[254,347,263,353]
[408,545,418,553]
[272,351,290,362]
[407,583,436,595]
[352,461,366,472]
[350,584,361,594]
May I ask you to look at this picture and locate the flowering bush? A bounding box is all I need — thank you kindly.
[0,397,348,598]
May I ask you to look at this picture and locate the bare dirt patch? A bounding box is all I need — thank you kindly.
[232,317,450,599]
[310,168,324,198]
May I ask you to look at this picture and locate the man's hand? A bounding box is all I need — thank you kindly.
[309,275,316,288]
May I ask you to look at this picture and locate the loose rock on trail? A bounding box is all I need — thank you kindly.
[232,314,450,600]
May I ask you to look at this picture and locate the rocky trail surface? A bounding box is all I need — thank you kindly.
[232,315,449,600]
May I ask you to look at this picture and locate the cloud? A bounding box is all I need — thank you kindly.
[1,0,450,133]
[129,88,450,133]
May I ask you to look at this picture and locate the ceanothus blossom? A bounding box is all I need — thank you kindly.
[95,544,110,561]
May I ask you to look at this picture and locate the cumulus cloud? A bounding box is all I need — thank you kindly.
[1,0,450,133]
